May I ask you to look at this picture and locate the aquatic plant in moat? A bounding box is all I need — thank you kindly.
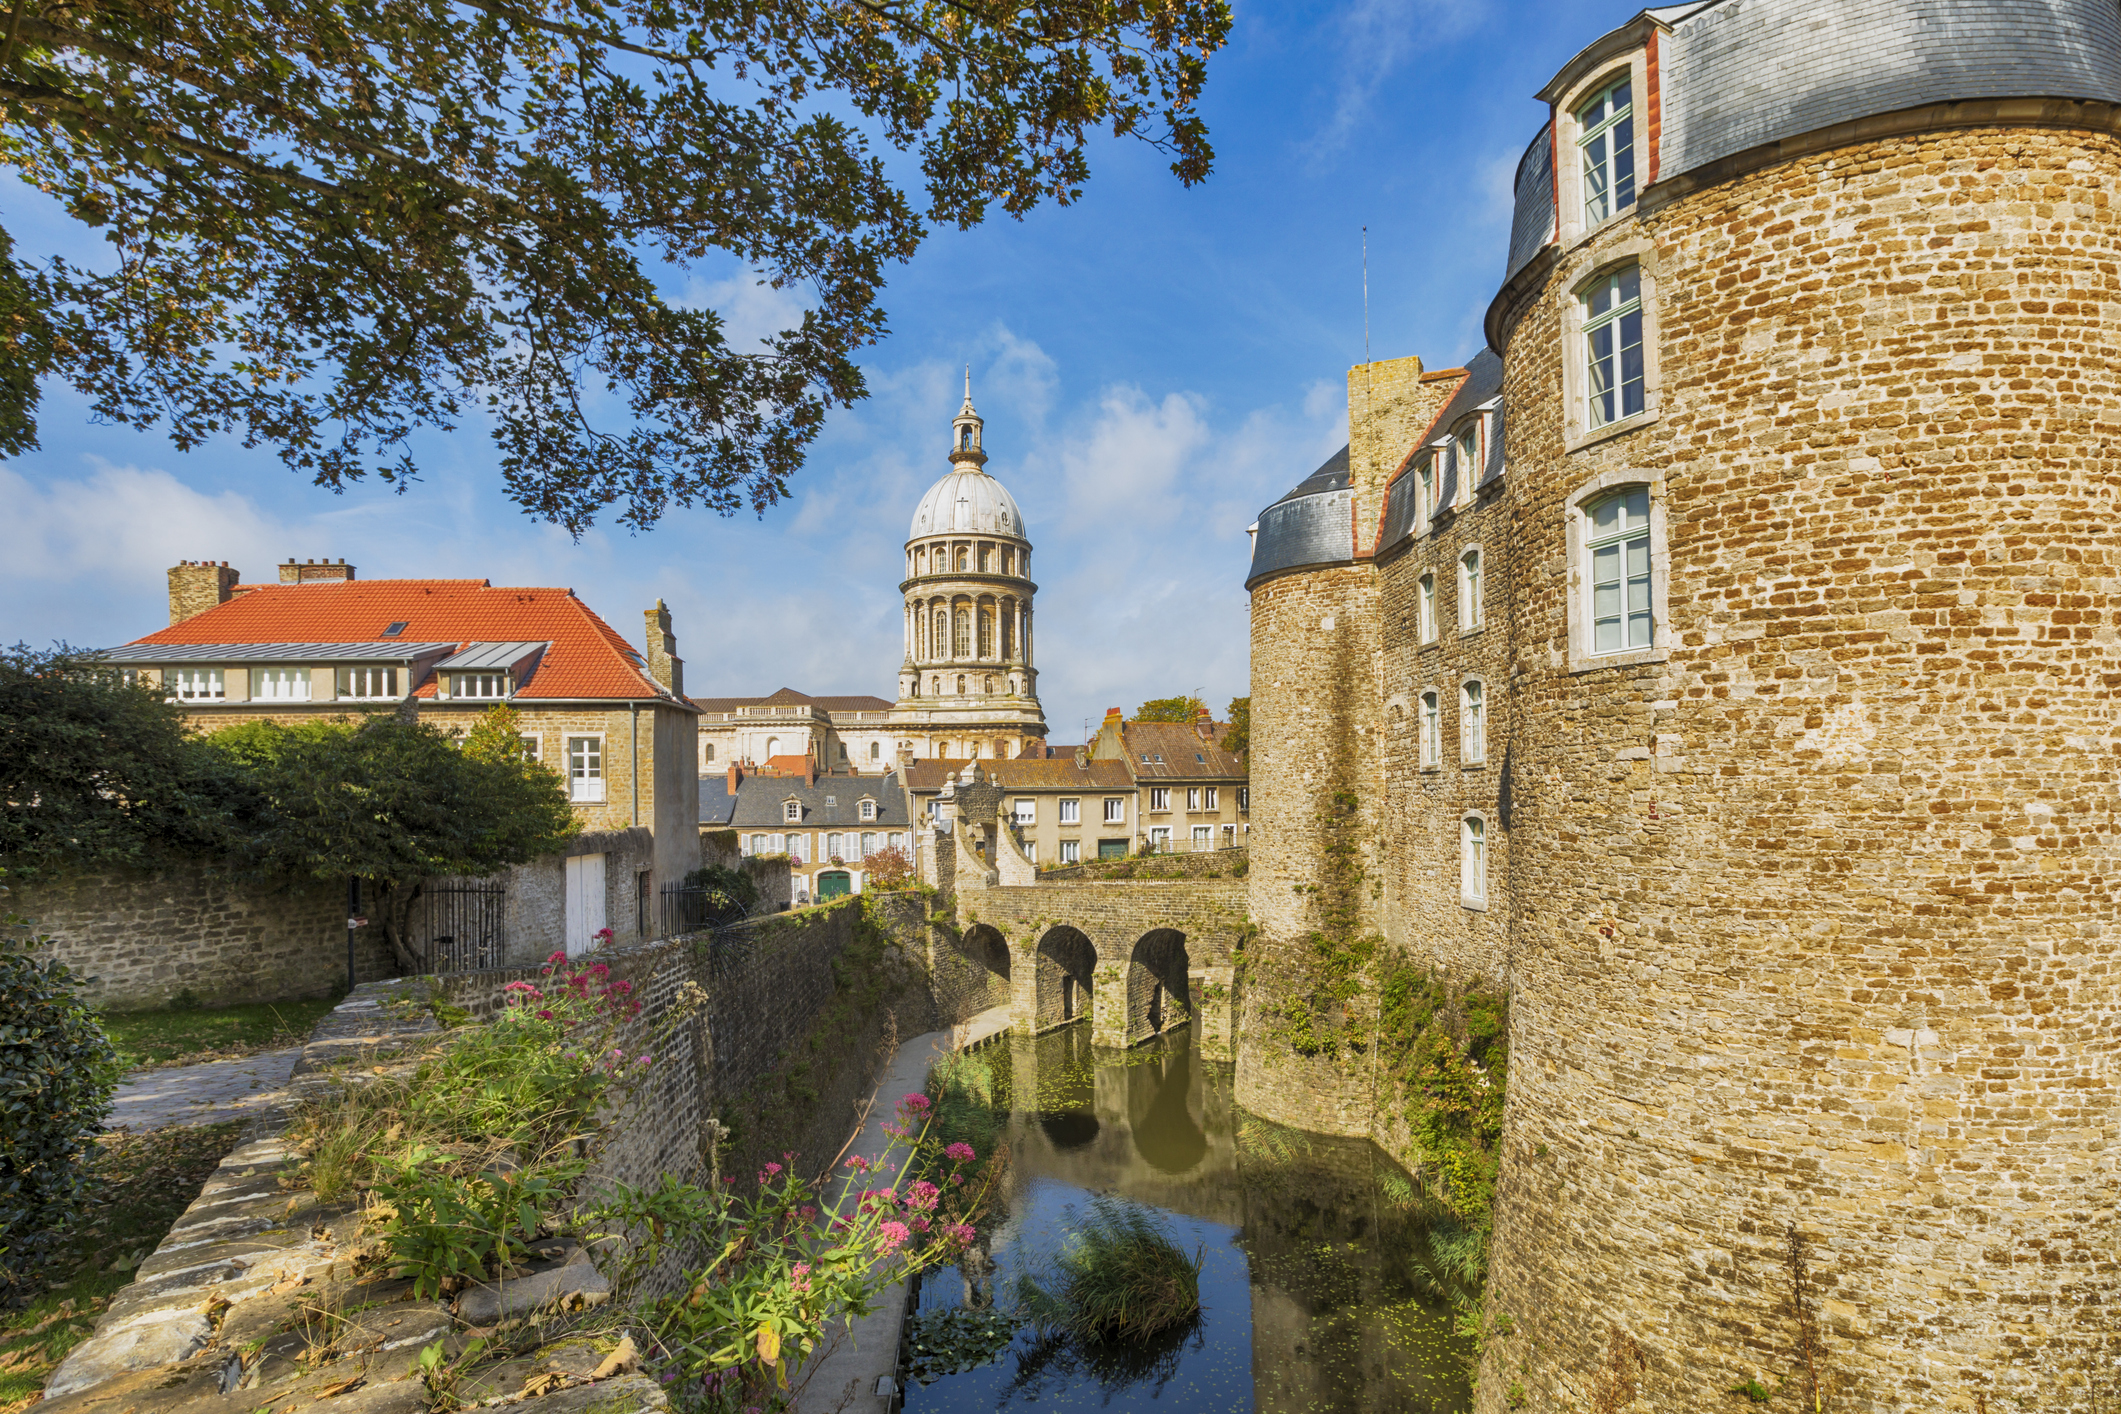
[1013,1194,1204,1342]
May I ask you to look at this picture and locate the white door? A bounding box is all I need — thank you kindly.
[565,853,607,956]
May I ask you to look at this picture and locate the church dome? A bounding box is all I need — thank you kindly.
[908,470,1027,542]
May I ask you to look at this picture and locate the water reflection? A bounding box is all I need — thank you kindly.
[905,1023,1473,1413]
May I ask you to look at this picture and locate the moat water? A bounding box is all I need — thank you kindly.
[903,1024,1474,1413]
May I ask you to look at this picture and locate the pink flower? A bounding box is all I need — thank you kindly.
[900,1093,932,1113]
[536,1009,555,1021]
[503,981,542,997]
[946,1223,976,1246]
[950,1173,964,1186]
[878,1221,910,1252]
[912,1216,931,1233]
[790,1262,813,1294]
[759,1163,783,1184]
[546,950,567,964]
[635,1054,653,1067]
[944,1142,977,1163]
[906,1181,940,1212]
[844,1155,870,1173]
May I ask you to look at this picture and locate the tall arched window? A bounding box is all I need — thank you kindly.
[954,607,972,657]
[956,674,967,694]
[956,546,969,572]
[1587,486,1652,652]
[766,736,780,758]
[915,547,926,575]
[1418,573,1438,645]
[978,607,994,658]
[933,610,947,658]
[1000,608,1013,660]
[1583,266,1645,428]
[1419,691,1440,769]
[1461,815,1487,906]
[1461,679,1486,765]
[1460,548,1484,630]
[1576,73,1635,227]
[961,426,973,449]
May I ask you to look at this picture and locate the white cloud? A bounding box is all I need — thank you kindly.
[1310,0,1490,159]
[677,270,813,351]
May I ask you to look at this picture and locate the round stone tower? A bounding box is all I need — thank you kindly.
[892,374,1047,760]
[1478,4,2121,1408]
[1243,2,2121,1407]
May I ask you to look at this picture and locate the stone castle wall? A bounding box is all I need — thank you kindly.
[9,867,393,1011]
[1468,121,2121,1411]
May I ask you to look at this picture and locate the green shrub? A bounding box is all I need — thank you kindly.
[0,916,120,1295]
[370,1147,581,1298]
[1014,1196,1202,1342]
[682,864,760,923]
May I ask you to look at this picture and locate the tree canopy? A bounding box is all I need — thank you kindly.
[0,0,1232,532]
[0,644,246,879]
[1221,695,1247,755]
[1135,693,1205,723]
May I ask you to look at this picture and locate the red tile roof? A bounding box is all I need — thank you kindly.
[130,580,681,703]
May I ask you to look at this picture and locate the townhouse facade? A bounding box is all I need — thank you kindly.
[705,763,914,902]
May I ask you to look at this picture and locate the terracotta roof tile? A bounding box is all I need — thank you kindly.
[130,580,680,703]
[1117,721,1247,779]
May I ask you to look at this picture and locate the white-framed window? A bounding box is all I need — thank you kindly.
[1104,797,1126,824]
[518,735,541,762]
[1221,824,1236,847]
[888,831,907,852]
[1461,679,1487,765]
[1461,814,1487,907]
[1059,798,1081,824]
[788,834,808,864]
[1149,826,1172,852]
[1460,548,1484,631]
[172,666,225,701]
[1186,787,1201,811]
[826,832,844,859]
[1583,266,1645,429]
[860,798,877,821]
[747,834,765,855]
[1150,787,1170,812]
[1419,690,1441,769]
[784,799,802,824]
[1453,419,1480,500]
[338,666,398,700]
[861,831,878,856]
[1576,73,1635,228]
[566,736,605,802]
[769,833,786,854]
[956,546,969,572]
[1015,798,1036,825]
[1191,825,1212,851]
[1060,839,1080,865]
[1418,573,1438,645]
[1588,486,1653,654]
[252,666,311,701]
[954,608,972,657]
[1237,788,1248,812]
[1204,786,1218,809]
[1418,454,1437,519]
[452,671,509,699]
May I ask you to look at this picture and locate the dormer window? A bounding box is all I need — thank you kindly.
[860,798,877,821]
[1577,74,1635,227]
[339,666,399,700]
[452,671,508,699]
[784,799,801,823]
[1418,455,1436,519]
[1453,419,1481,494]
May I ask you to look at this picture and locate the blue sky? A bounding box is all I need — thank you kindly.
[0,0,1627,746]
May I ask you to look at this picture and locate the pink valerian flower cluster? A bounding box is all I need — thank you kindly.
[946,1223,976,1247]
[944,1142,977,1164]
[899,1093,932,1114]
[904,1181,940,1213]
[789,1262,813,1295]
[877,1221,911,1252]
[758,1162,784,1185]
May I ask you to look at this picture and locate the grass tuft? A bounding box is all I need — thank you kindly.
[99,995,341,1071]
[1014,1195,1203,1343]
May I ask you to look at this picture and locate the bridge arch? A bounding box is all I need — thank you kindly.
[936,921,1011,1022]
[1127,927,1190,1046]
[1032,925,1096,1032]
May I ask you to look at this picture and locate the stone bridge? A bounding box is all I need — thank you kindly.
[928,790,1249,1055]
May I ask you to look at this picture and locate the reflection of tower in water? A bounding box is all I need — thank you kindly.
[1127,1038,1206,1175]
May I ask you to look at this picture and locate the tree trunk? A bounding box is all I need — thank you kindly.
[376,878,425,973]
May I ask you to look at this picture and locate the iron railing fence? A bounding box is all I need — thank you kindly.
[658,883,753,940]
[417,881,508,973]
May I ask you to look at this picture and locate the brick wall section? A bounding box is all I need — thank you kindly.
[1469,126,2121,1410]
[10,867,393,1010]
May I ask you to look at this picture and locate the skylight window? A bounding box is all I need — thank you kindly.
[381,622,408,637]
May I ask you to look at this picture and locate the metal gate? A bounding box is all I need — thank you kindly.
[660,883,750,938]
[418,881,508,973]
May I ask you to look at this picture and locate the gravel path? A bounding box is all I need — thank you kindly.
[106,1047,304,1132]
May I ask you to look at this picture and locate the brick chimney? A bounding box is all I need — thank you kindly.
[726,762,742,795]
[278,558,356,584]
[643,600,683,697]
[168,560,240,625]
[1195,706,1215,740]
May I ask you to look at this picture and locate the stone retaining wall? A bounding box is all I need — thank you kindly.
[9,867,394,1011]
[1036,847,1247,882]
